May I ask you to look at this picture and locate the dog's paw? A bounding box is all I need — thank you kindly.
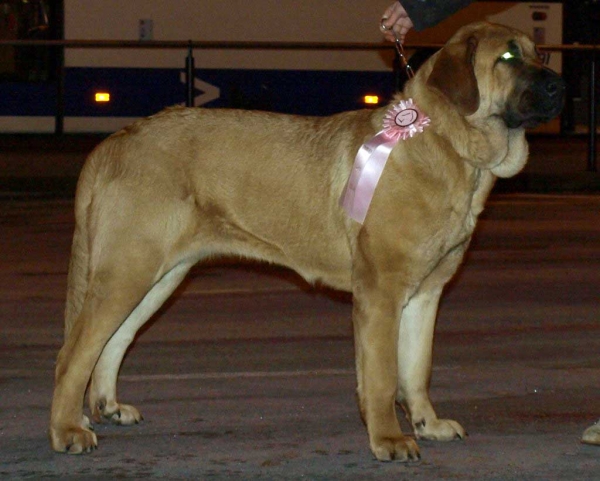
[371,435,420,462]
[582,421,600,445]
[93,399,143,426]
[414,418,466,441]
[81,414,93,430]
[107,403,143,425]
[49,424,98,454]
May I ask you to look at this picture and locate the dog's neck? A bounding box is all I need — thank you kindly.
[388,63,528,179]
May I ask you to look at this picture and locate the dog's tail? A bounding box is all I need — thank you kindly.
[63,150,98,340]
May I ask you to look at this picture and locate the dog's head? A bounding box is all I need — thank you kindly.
[425,21,565,129]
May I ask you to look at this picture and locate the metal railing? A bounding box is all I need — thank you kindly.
[0,38,598,171]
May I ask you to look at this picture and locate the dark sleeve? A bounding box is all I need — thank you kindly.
[399,0,474,31]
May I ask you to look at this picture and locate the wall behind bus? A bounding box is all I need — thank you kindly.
[65,0,396,42]
[64,0,397,71]
[65,1,563,72]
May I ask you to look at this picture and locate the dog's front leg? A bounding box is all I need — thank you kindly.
[352,277,420,462]
[397,285,466,441]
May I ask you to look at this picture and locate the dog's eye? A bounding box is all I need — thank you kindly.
[498,49,522,64]
[498,41,523,63]
[503,47,522,60]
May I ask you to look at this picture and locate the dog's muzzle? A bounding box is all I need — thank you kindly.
[503,67,566,129]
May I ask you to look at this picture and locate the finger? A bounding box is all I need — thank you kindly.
[381,3,406,29]
[383,31,397,42]
[394,20,414,40]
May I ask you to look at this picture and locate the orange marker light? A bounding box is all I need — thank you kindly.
[95,92,111,103]
[363,95,380,105]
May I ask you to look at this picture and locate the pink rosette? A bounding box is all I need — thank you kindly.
[382,99,431,141]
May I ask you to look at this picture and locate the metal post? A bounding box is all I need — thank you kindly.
[588,47,598,172]
[585,0,600,172]
[185,41,195,107]
[588,49,597,171]
[54,43,65,135]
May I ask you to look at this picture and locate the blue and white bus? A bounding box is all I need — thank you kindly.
[0,0,563,133]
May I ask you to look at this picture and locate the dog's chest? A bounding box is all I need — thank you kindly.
[428,169,494,263]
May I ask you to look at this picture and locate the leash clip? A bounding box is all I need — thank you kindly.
[381,21,415,79]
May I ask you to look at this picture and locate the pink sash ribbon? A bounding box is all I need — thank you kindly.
[340,131,397,224]
[340,99,430,224]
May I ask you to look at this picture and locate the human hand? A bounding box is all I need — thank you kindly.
[381,2,414,43]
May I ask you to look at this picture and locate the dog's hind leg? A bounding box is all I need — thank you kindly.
[88,261,192,426]
[50,252,165,453]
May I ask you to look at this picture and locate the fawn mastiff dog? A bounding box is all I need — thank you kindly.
[50,22,564,461]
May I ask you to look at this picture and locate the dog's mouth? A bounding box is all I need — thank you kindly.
[502,67,565,129]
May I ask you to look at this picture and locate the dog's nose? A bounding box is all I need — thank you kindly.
[543,76,565,98]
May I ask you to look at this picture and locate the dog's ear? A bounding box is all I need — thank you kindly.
[427,36,480,116]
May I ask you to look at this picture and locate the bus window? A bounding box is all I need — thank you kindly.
[0,0,59,82]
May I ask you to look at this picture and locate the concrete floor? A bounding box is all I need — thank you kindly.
[0,194,599,479]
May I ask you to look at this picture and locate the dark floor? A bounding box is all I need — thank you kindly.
[0,193,599,479]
